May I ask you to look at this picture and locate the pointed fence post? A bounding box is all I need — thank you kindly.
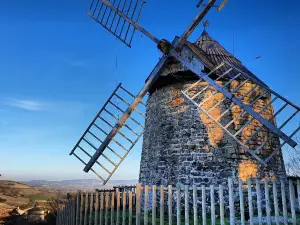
[89,192,94,225]
[176,186,181,225]
[76,192,80,225]
[201,185,206,225]
[168,185,172,225]
[247,179,253,225]
[219,184,225,225]
[238,180,245,225]
[289,180,296,225]
[272,180,280,225]
[111,192,115,225]
[95,192,99,225]
[264,179,271,225]
[160,185,165,225]
[100,192,104,225]
[129,191,133,225]
[144,185,149,225]
[122,191,126,225]
[210,185,215,225]
[116,189,120,225]
[152,185,157,225]
[184,185,189,225]
[228,178,235,225]
[84,193,89,225]
[255,179,262,225]
[192,185,197,225]
[136,184,142,225]
[73,200,77,225]
[280,180,288,225]
[105,192,109,225]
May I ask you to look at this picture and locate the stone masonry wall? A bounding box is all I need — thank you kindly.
[139,80,286,187]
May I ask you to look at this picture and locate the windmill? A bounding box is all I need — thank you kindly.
[70,0,300,185]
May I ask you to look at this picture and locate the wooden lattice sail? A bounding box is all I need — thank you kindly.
[70,83,145,184]
[182,61,299,165]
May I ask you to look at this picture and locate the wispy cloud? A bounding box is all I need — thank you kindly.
[1,97,92,116]
[2,98,44,111]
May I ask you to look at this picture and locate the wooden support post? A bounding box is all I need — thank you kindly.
[152,185,157,225]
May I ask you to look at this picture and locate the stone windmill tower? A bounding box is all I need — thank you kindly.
[139,30,286,186]
[70,0,299,186]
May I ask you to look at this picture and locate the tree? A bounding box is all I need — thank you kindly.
[284,135,300,177]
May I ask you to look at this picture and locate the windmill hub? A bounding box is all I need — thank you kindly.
[157,39,172,55]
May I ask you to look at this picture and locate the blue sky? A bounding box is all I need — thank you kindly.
[0,0,299,181]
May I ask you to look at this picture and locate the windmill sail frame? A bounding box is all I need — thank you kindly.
[70,83,145,184]
[181,61,299,165]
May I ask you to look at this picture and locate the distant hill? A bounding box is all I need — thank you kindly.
[23,179,138,191]
[0,180,61,211]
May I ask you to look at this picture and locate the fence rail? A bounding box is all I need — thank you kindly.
[57,178,300,225]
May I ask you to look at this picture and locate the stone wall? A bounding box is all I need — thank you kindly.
[139,79,286,187]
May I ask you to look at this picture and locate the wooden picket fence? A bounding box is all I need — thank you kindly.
[56,178,300,225]
[57,199,76,225]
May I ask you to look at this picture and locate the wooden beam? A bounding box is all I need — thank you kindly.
[179,0,217,44]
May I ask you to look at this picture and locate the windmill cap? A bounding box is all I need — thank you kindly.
[193,30,267,86]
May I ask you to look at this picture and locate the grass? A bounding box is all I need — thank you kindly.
[24,195,51,201]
